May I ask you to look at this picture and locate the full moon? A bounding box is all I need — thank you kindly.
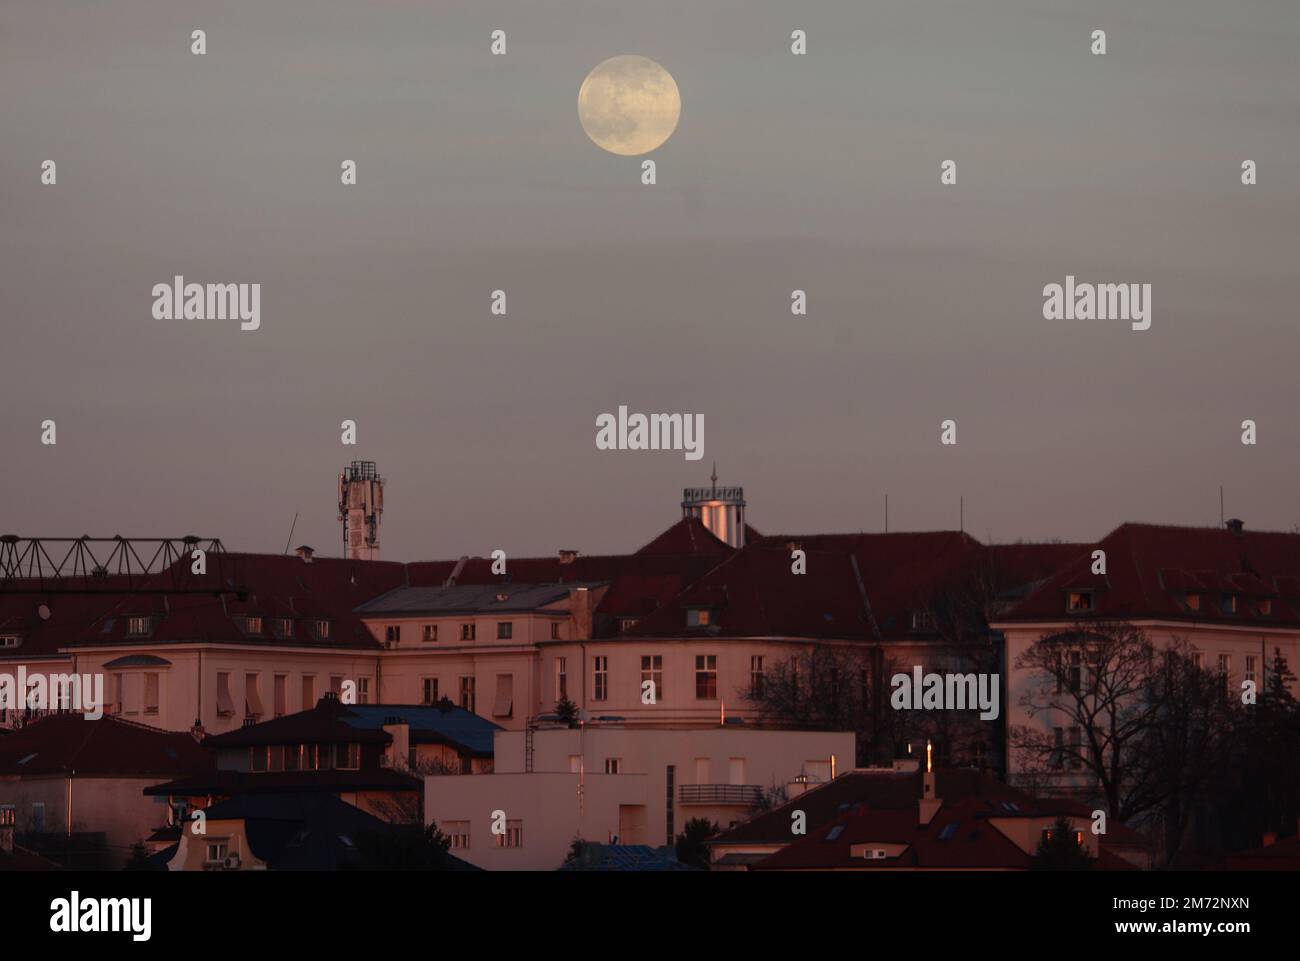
[577,55,681,156]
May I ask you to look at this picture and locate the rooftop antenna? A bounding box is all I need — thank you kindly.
[1219,486,1224,527]
[960,497,964,534]
[885,494,889,533]
[283,511,299,555]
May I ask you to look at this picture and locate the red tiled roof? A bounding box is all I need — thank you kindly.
[634,518,733,556]
[0,714,211,777]
[1222,835,1300,870]
[1002,523,1300,626]
[142,767,420,797]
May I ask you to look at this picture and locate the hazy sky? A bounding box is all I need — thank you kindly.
[3,0,1298,561]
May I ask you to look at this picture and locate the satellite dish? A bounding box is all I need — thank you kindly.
[37,604,51,621]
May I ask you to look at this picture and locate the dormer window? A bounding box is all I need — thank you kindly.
[686,608,712,628]
[1221,594,1238,615]
[461,623,476,641]
[910,611,935,632]
[1258,599,1272,616]
[1066,591,1093,613]
[243,616,263,634]
[276,618,293,637]
[385,625,401,643]
[1185,593,1202,611]
[127,616,152,636]
[314,620,331,639]
[423,624,437,642]
[0,635,20,649]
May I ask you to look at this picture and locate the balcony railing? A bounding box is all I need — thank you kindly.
[678,784,762,806]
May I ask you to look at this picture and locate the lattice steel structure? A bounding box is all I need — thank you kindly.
[0,535,232,594]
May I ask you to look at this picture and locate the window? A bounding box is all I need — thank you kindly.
[284,743,299,771]
[460,623,476,641]
[273,674,287,717]
[356,678,370,704]
[1220,594,1238,614]
[694,757,709,783]
[551,622,561,640]
[1186,593,1202,611]
[301,675,315,710]
[492,674,514,718]
[315,620,331,639]
[555,658,567,701]
[444,821,470,849]
[750,656,765,697]
[250,746,268,772]
[216,672,234,716]
[641,655,664,702]
[276,618,293,637]
[1192,652,1204,670]
[729,757,746,785]
[268,745,285,772]
[910,611,935,632]
[686,609,711,628]
[1069,727,1083,770]
[1259,599,1273,616]
[337,743,360,770]
[1052,727,1064,769]
[569,755,582,773]
[497,622,513,640]
[1066,592,1092,612]
[205,841,228,864]
[604,758,622,774]
[1218,654,1231,687]
[423,624,437,642]
[592,656,608,701]
[127,616,151,636]
[1245,655,1258,686]
[1068,651,1082,693]
[244,616,262,634]
[422,677,439,705]
[385,625,401,643]
[495,819,523,848]
[245,673,263,718]
[31,802,45,831]
[459,676,476,713]
[619,618,638,633]
[0,635,20,649]
[0,805,13,827]
[144,673,159,715]
[695,655,717,699]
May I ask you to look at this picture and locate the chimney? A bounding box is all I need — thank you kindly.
[190,718,205,741]
[569,586,594,639]
[295,545,315,563]
[1225,518,1245,536]
[1262,831,1277,847]
[382,718,411,771]
[558,549,580,565]
[919,745,941,825]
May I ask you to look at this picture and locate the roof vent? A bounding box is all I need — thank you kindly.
[1225,518,1245,536]
[558,550,580,565]
[295,545,315,562]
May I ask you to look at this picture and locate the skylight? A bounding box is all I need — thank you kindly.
[825,825,845,841]
[937,822,959,841]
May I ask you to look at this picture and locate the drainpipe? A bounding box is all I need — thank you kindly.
[67,774,72,837]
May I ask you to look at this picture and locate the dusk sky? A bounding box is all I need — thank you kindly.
[3,0,1298,561]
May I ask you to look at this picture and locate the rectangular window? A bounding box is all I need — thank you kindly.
[244,616,263,634]
[444,821,470,849]
[423,624,437,642]
[144,673,159,715]
[555,658,567,702]
[268,745,285,772]
[206,841,228,864]
[329,675,344,696]
[284,743,300,772]
[0,635,20,649]
[592,656,608,701]
[620,618,638,633]
[273,674,287,717]
[1192,652,1204,670]
[216,672,234,716]
[695,655,717,699]
[459,676,476,713]
[686,609,711,627]
[1186,593,1202,611]
[497,622,513,640]
[665,766,675,845]
[1068,651,1082,693]
[1218,654,1231,688]
[492,674,514,718]
[604,757,622,774]
[277,618,293,637]
[422,677,439,705]
[301,675,315,710]
[1221,595,1239,615]
[1069,727,1083,770]
[338,743,360,770]
[31,801,45,831]
[495,819,523,848]
[641,655,664,702]
[1245,655,1258,685]
[729,757,746,785]
[569,755,582,774]
[250,745,268,772]
[386,625,401,643]
[461,623,476,641]
[750,656,765,697]
[127,616,151,636]
[315,620,331,639]
[1066,592,1093,612]
[245,674,263,718]
[694,757,709,783]
[910,611,935,632]
[1052,727,1064,769]
[358,678,371,704]
[551,623,560,640]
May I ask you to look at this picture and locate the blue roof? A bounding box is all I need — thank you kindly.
[560,844,699,872]
[340,704,501,756]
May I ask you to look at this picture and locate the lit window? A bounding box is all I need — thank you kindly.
[1066,592,1093,612]
[244,616,263,634]
[1259,599,1273,616]
[127,616,151,636]
[910,611,935,631]
[686,609,711,627]
[1186,593,1202,611]
[315,620,331,639]
[0,635,20,649]
[494,820,523,848]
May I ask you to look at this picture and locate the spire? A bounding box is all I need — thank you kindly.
[710,462,718,493]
